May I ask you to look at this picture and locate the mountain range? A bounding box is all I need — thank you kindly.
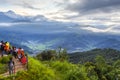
[0,10,47,22]
[0,10,120,54]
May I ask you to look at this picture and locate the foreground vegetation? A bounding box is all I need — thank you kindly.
[0,48,120,80]
[0,56,11,74]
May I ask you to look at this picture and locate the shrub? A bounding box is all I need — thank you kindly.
[50,61,73,74]
[0,63,8,74]
[37,50,57,61]
[15,57,56,80]
[65,66,89,80]
[50,61,89,80]
[0,56,10,64]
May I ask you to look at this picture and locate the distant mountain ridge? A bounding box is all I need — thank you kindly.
[0,10,120,54]
[0,10,48,23]
[0,30,120,54]
[69,48,120,63]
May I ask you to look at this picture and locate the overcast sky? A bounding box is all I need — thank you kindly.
[0,0,120,34]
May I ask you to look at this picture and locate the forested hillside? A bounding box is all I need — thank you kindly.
[1,48,120,80]
[69,48,120,63]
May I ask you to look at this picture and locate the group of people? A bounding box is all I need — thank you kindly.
[0,40,28,75]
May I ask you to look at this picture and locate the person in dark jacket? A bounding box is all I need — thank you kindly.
[8,57,15,75]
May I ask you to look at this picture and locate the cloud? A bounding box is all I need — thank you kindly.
[15,1,41,10]
[81,26,112,33]
[66,0,120,14]
[0,23,13,27]
[0,22,34,27]
[0,0,120,31]
[3,0,45,10]
[8,0,41,10]
[81,25,120,34]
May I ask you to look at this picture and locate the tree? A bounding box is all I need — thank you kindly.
[95,56,108,80]
[113,60,120,79]
[36,50,57,61]
[57,47,68,61]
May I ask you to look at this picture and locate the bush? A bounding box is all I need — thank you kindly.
[15,57,56,80]
[65,66,89,80]
[36,50,57,61]
[50,61,89,80]
[50,61,73,74]
[0,63,8,74]
[0,56,10,64]
[0,56,10,74]
[2,55,120,80]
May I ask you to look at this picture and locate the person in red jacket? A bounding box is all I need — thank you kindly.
[21,55,27,65]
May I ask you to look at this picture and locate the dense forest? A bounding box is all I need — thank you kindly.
[0,48,120,80]
[69,48,120,63]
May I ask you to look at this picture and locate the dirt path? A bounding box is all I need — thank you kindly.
[0,56,27,77]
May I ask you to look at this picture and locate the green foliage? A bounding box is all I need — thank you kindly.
[69,48,120,63]
[0,56,10,74]
[93,56,120,80]
[0,56,10,64]
[50,61,89,80]
[0,63,8,74]
[95,56,108,73]
[51,61,73,74]
[36,48,69,61]
[84,62,98,80]
[65,65,89,80]
[113,60,120,68]
[36,50,57,61]
[58,48,68,61]
[15,57,56,80]
[1,49,120,80]
[112,60,120,79]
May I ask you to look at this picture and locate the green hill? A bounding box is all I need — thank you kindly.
[1,48,120,80]
[69,48,120,63]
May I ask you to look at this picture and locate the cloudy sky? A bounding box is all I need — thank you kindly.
[0,0,120,34]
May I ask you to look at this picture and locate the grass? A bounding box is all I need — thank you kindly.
[1,55,120,80]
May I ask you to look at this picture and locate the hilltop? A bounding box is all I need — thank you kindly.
[1,48,120,80]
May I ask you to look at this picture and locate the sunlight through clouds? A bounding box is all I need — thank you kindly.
[81,25,120,34]
[0,0,120,34]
